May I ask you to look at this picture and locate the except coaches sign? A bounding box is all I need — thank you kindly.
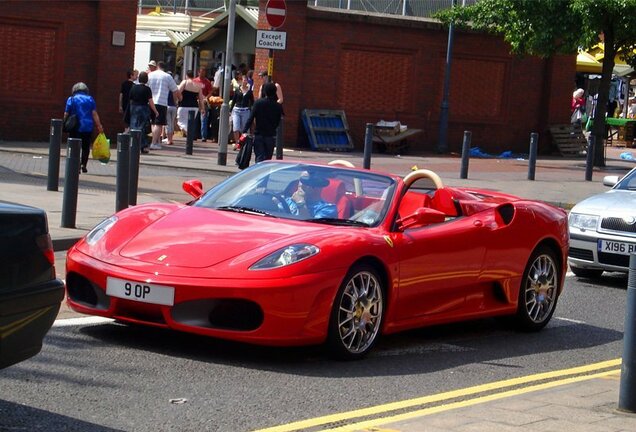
[256,30,287,50]
[265,0,287,29]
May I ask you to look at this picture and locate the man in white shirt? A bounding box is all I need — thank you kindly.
[212,65,223,96]
[147,61,181,150]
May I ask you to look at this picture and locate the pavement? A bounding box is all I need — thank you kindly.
[2,136,636,431]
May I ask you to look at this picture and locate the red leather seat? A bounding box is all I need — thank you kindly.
[321,179,353,218]
[430,187,459,216]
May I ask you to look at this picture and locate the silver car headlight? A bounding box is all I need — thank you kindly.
[569,213,599,230]
[250,244,320,270]
[85,216,118,245]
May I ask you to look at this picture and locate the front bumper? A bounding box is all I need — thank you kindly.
[65,249,344,346]
[568,231,636,273]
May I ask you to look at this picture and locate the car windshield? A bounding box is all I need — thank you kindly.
[615,168,636,191]
[193,161,396,226]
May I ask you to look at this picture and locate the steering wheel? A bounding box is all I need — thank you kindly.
[261,192,291,214]
[402,169,444,190]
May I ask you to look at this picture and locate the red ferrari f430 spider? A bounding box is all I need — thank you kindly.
[66,160,568,359]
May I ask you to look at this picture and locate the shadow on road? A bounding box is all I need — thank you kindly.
[74,315,622,378]
[0,399,124,432]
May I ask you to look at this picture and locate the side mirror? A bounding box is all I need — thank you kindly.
[182,179,204,199]
[603,175,619,187]
[397,207,446,230]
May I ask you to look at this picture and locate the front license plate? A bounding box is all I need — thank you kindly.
[598,240,636,256]
[106,277,175,306]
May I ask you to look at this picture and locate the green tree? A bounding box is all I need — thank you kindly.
[438,0,636,166]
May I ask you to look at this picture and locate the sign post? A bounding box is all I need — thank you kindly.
[265,0,287,29]
[264,0,287,82]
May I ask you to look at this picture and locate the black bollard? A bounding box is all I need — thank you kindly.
[585,135,595,181]
[186,110,194,155]
[363,123,374,170]
[619,253,636,412]
[47,119,63,191]
[115,133,131,212]
[460,130,472,179]
[527,132,538,181]
[61,138,81,228]
[276,117,284,160]
[129,129,141,206]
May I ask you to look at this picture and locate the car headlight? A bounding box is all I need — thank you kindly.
[85,216,118,245]
[250,244,320,270]
[569,213,598,230]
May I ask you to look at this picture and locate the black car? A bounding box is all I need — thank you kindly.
[0,202,64,369]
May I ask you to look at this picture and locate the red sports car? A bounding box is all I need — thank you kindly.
[66,160,568,359]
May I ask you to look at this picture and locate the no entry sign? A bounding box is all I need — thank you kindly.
[265,0,287,29]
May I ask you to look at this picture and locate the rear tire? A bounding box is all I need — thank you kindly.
[327,265,385,360]
[570,265,603,279]
[515,246,560,332]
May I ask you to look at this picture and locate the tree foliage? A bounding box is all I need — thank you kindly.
[437,0,636,166]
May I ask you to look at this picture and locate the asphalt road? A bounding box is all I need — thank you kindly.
[2,154,630,431]
[0,273,627,432]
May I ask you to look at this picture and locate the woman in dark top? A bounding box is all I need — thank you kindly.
[241,83,282,162]
[63,82,104,173]
[231,73,254,145]
[119,69,137,131]
[176,70,205,134]
[129,71,159,153]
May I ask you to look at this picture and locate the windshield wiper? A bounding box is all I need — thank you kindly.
[216,206,276,217]
[306,218,370,227]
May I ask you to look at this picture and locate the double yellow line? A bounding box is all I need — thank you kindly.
[253,359,621,432]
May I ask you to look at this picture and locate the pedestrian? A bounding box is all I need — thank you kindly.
[128,71,159,154]
[230,73,254,145]
[212,63,223,96]
[164,84,177,146]
[63,82,104,174]
[246,69,254,91]
[241,82,282,162]
[119,69,135,132]
[571,88,586,129]
[148,60,181,150]
[176,70,206,138]
[257,71,283,104]
[193,67,212,142]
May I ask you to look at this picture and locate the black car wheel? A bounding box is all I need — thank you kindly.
[515,246,560,332]
[327,265,384,360]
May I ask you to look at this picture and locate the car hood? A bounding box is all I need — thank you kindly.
[118,206,331,268]
[571,190,636,215]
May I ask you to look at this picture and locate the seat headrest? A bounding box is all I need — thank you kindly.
[322,179,346,201]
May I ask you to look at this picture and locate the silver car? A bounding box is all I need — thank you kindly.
[568,167,636,278]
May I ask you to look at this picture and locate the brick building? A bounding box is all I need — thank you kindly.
[250,1,575,154]
[0,1,136,143]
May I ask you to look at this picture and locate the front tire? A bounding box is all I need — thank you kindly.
[515,246,560,332]
[327,265,385,360]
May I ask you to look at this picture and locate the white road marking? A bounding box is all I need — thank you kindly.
[555,317,587,324]
[53,316,114,327]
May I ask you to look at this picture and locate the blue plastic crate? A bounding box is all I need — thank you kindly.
[302,109,354,151]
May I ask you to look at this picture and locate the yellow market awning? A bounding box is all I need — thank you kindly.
[577,50,602,73]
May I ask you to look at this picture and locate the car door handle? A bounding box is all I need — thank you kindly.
[473,220,483,227]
